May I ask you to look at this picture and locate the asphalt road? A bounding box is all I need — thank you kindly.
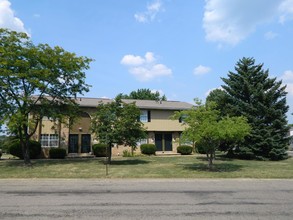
[0,179,293,220]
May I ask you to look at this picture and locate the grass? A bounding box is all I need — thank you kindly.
[0,154,293,179]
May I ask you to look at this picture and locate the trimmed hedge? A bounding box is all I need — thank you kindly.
[177,145,193,155]
[8,140,42,159]
[92,143,107,157]
[140,144,156,155]
[49,148,67,159]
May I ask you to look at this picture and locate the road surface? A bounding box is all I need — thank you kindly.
[0,179,293,220]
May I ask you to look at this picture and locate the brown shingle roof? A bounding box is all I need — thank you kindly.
[77,97,193,110]
[122,99,193,110]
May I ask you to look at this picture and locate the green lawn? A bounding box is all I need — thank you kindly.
[0,154,293,179]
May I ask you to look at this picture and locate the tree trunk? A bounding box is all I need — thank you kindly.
[20,137,31,166]
[19,126,31,166]
[206,151,214,169]
[107,143,112,164]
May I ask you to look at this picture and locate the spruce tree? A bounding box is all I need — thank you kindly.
[221,57,289,160]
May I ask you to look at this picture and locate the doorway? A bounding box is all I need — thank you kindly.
[155,133,172,151]
[68,134,78,153]
[81,134,91,153]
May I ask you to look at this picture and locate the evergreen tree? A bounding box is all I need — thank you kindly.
[221,57,289,160]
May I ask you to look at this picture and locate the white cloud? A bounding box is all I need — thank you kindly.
[203,0,293,46]
[264,31,278,40]
[279,0,293,23]
[280,70,293,96]
[121,52,172,81]
[193,65,211,75]
[0,0,28,33]
[281,70,293,81]
[121,54,145,66]
[134,0,163,23]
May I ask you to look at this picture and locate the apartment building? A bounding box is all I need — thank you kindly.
[34,97,193,156]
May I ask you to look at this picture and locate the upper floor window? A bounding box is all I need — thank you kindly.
[140,110,151,122]
[179,114,187,123]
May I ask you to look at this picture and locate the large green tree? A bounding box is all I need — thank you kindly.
[173,100,250,168]
[120,88,167,101]
[221,57,289,160]
[91,96,146,164]
[0,28,92,165]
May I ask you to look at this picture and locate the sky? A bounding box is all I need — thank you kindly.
[1,0,293,122]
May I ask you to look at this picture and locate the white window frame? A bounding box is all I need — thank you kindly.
[140,110,148,122]
[40,134,59,148]
[137,138,148,146]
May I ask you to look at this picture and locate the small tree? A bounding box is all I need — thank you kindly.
[173,99,251,168]
[91,96,146,164]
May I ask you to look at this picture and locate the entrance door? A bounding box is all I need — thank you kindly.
[81,134,91,153]
[155,133,163,151]
[164,133,172,151]
[155,133,173,151]
[68,134,78,153]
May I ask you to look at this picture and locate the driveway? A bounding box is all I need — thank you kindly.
[0,179,293,220]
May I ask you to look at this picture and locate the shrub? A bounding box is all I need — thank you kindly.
[140,144,156,155]
[0,149,2,159]
[122,150,133,157]
[196,145,207,154]
[92,143,107,157]
[177,145,193,155]
[8,140,42,159]
[49,148,67,159]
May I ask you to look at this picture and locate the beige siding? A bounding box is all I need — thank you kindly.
[143,109,185,131]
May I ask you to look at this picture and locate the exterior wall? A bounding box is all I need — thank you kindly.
[34,105,189,156]
[142,109,185,132]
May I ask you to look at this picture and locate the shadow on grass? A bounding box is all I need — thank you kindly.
[0,158,104,167]
[196,155,234,162]
[110,159,150,165]
[183,162,243,172]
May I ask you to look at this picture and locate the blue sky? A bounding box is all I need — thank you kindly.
[1,0,293,122]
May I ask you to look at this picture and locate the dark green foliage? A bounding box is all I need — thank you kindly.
[206,89,232,117]
[140,144,156,155]
[0,28,92,165]
[49,148,67,159]
[119,88,167,101]
[196,144,207,154]
[92,143,107,157]
[0,149,2,159]
[177,145,193,155]
[91,97,146,163]
[233,147,255,160]
[221,57,289,160]
[9,140,41,159]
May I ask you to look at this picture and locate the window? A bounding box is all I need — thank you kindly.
[137,138,148,146]
[140,110,151,122]
[179,114,187,123]
[40,134,59,148]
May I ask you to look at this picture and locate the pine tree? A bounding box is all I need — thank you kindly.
[221,57,289,160]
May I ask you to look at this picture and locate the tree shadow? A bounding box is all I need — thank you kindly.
[0,157,103,167]
[195,154,234,162]
[110,159,150,165]
[183,162,243,172]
